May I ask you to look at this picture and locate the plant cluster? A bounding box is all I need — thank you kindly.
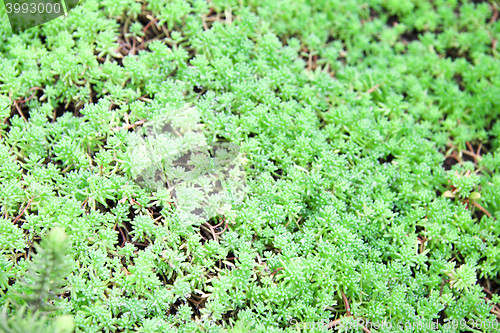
[0,0,499,332]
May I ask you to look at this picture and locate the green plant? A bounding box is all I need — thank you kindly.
[0,0,499,331]
[0,227,74,332]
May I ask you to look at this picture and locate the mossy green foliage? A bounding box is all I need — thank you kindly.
[0,0,499,332]
[0,227,75,333]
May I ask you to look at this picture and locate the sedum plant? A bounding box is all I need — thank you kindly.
[0,227,74,333]
[0,0,498,332]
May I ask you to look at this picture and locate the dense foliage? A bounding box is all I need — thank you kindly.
[0,0,499,332]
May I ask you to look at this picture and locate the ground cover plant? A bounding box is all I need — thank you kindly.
[0,0,499,332]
